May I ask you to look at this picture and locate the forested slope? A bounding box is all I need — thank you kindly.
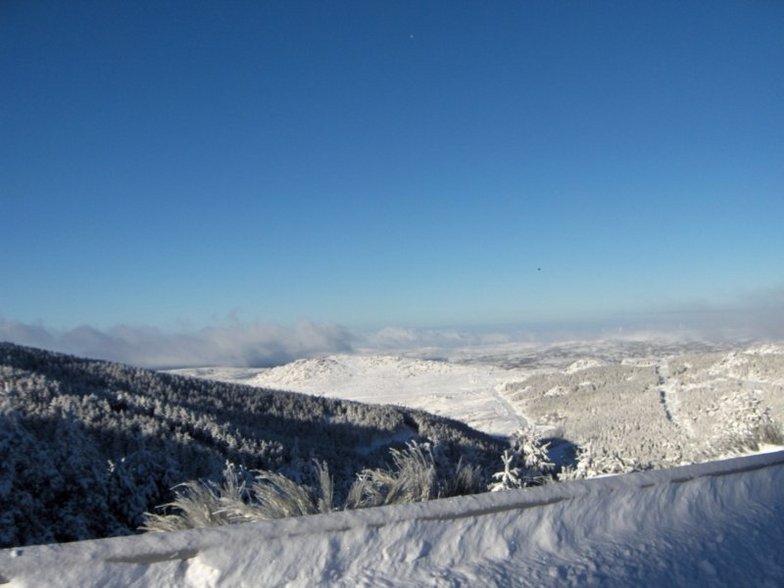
[0,343,503,548]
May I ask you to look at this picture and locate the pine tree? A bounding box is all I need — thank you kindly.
[488,450,522,492]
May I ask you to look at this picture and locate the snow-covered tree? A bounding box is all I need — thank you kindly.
[512,428,555,485]
[488,450,523,492]
[489,428,555,492]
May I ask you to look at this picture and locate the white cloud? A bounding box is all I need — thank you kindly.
[2,288,782,368]
[361,326,502,350]
[0,320,355,368]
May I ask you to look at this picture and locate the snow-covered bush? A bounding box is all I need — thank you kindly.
[488,428,554,491]
[142,460,332,532]
[141,462,247,532]
[346,440,485,508]
[140,479,229,532]
[700,391,784,457]
[345,441,438,508]
[144,441,487,532]
[144,443,445,532]
[559,442,647,481]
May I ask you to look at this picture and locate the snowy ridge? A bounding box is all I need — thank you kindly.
[564,358,605,373]
[3,450,783,587]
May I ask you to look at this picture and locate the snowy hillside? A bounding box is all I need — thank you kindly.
[0,343,502,548]
[2,450,783,587]
[173,355,531,436]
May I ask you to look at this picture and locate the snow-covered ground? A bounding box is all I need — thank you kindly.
[172,355,531,436]
[3,449,783,587]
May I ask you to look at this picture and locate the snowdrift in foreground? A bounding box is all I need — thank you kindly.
[2,451,783,587]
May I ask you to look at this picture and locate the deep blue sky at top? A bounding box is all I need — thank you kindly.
[2,1,783,332]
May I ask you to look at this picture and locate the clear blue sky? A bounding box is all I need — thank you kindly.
[2,1,783,336]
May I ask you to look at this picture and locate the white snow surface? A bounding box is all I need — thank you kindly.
[171,354,532,436]
[2,450,783,587]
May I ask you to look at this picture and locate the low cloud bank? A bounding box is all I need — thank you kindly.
[2,289,782,368]
[0,320,581,368]
[626,287,784,341]
[0,321,355,368]
[0,321,647,368]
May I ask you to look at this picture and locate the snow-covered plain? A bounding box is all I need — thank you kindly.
[2,450,783,587]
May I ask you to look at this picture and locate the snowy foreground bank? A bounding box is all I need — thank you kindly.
[2,451,783,587]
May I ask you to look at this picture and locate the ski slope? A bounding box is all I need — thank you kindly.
[2,450,782,587]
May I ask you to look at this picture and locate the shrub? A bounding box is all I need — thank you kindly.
[558,442,647,481]
[143,441,485,532]
[140,462,248,532]
[345,441,438,508]
[488,428,555,491]
[700,391,784,457]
